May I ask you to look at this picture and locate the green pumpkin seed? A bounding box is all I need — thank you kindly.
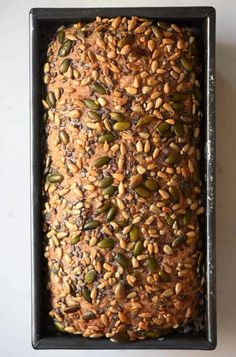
[148,256,159,271]
[83,220,101,230]
[46,91,56,107]
[71,235,80,245]
[180,115,194,123]
[172,93,187,102]
[157,21,169,29]
[99,132,115,144]
[166,152,181,164]
[59,58,71,74]
[90,82,106,95]
[47,173,63,183]
[181,180,191,197]
[103,185,117,197]
[94,156,111,168]
[169,186,180,202]
[173,121,184,137]
[144,179,159,191]
[117,219,129,228]
[183,209,191,225]
[158,271,171,282]
[157,122,170,134]
[113,121,131,131]
[77,29,85,39]
[87,110,101,122]
[173,102,184,110]
[172,236,186,248]
[98,238,114,249]
[84,270,97,284]
[181,56,193,71]
[82,311,96,321]
[136,115,155,128]
[134,240,143,257]
[84,98,100,110]
[189,40,198,57]
[57,30,65,44]
[135,186,151,198]
[59,130,69,144]
[107,206,118,222]
[145,331,161,339]
[118,35,134,48]
[58,39,73,57]
[166,216,174,226]
[54,321,65,332]
[82,286,92,303]
[99,176,114,188]
[115,252,129,268]
[110,112,125,122]
[64,305,80,313]
[151,25,163,39]
[194,86,202,101]
[110,332,129,343]
[129,225,140,241]
[97,201,111,214]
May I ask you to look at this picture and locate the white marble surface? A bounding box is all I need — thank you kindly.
[0,0,236,355]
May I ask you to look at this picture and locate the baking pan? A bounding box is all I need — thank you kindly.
[30,7,216,350]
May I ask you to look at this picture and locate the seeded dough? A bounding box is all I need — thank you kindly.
[43,16,204,341]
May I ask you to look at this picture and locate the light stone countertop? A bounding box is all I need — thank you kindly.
[0,0,235,356]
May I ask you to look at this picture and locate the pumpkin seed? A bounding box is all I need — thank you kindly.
[87,110,101,121]
[57,30,65,44]
[172,93,187,102]
[58,39,73,57]
[158,271,171,282]
[84,99,100,110]
[172,236,186,248]
[145,331,160,339]
[47,173,63,183]
[173,121,184,137]
[168,186,179,202]
[144,179,159,191]
[181,181,191,197]
[148,256,159,271]
[181,56,193,71]
[107,206,118,222]
[64,305,80,314]
[83,220,101,230]
[114,282,125,299]
[115,252,129,268]
[71,235,80,245]
[98,238,114,249]
[59,130,69,144]
[82,287,92,303]
[99,176,114,188]
[189,40,198,57]
[166,152,181,164]
[173,102,184,110]
[94,156,111,168]
[134,240,143,257]
[46,91,56,107]
[113,121,131,131]
[130,225,140,241]
[135,186,151,198]
[110,112,125,121]
[157,21,169,29]
[97,201,111,214]
[130,48,147,58]
[103,185,117,197]
[90,82,106,95]
[59,58,71,74]
[183,209,191,225]
[136,115,155,128]
[194,86,202,101]
[54,321,65,332]
[193,166,200,184]
[118,34,134,48]
[110,332,129,343]
[151,25,163,39]
[180,115,194,123]
[166,216,174,226]
[82,311,96,321]
[84,270,97,284]
[99,132,115,144]
[117,219,129,228]
[157,122,170,134]
[77,29,85,39]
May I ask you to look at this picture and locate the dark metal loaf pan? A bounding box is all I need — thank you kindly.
[30,7,216,350]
